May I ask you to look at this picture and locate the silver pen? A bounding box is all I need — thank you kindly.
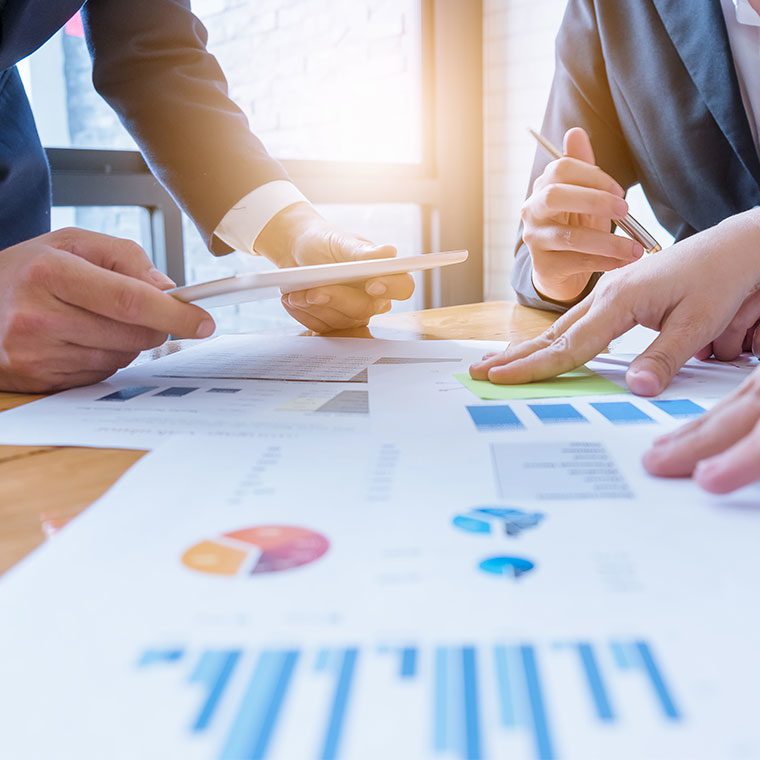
[529,128,662,254]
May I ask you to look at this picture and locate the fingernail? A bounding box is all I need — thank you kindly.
[306,292,330,305]
[148,267,176,288]
[632,242,645,258]
[626,368,660,396]
[196,318,215,339]
[613,199,629,217]
[289,293,307,309]
[374,299,391,313]
[366,282,387,296]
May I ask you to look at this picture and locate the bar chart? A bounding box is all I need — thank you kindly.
[136,638,682,759]
[466,399,706,433]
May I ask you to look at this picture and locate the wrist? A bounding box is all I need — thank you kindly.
[253,202,322,267]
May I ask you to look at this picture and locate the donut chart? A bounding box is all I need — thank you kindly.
[181,525,329,577]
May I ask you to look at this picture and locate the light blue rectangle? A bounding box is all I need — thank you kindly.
[321,648,359,760]
[434,648,449,753]
[610,642,632,669]
[520,645,555,760]
[634,641,681,721]
[220,650,298,760]
[494,646,516,728]
[400,647,417,679]
[189,650,241,732]
[651,399,705,418]
[576,644,614,722]
[529,403,588,424]
[467,406,524,431]
[461,647,482,759]
[137,648,184,667]
[591,401,653,424]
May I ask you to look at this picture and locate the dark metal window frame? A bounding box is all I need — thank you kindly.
[47,0,483,306]
[46,147,186,286]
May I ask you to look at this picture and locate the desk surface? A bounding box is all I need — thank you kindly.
[0,301,554,574]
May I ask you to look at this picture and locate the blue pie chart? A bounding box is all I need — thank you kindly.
[479,555,535,579]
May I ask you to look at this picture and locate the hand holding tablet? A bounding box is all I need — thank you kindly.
[169,250,469,309]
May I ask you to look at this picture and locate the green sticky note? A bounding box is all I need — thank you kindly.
[454,366,627,400]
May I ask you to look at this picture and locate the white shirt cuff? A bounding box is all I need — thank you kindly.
[214,180,310,253]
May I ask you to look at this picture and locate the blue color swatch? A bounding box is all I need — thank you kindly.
[591,401,653,424]
[650,399,705,418]
[466,406,524,431]
[529,403,588,424]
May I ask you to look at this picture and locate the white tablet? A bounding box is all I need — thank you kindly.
[169,249,468,308]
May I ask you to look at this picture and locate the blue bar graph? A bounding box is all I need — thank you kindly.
[466,405,524,431]
[529,403,588,424]
[220,650,299,760]
[189,650,241,732]
[135,639,682,759]
[651,399,705,419]
[591,401,654,424]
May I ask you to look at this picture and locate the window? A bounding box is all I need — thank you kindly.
[21,1,484,331]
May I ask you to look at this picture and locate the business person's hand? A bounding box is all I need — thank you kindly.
[255,203,415,332]
[694,290,760,362]
[644,367,760,494]
[0,229,214,393]
[522,127,644,304]
[471,209,760,395]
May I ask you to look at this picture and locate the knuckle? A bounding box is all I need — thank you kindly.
[7,309,48,338]
[115,285,143,323]
[542,184,562,210]
[24,251,58,286]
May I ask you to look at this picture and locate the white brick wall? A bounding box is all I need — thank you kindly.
[483,0,566,301]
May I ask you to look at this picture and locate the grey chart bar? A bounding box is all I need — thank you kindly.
[207,388,242,394]
[316,391,370,414]
[154,387,199,398]
[96,386,158,402]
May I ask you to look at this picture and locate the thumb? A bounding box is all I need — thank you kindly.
[563,127,596,165]
[626,319,700,396]
[328,232,397,263]
[48,228,175,289]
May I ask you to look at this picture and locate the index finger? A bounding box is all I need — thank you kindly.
[485,301,633,384]
[49,250,215,338]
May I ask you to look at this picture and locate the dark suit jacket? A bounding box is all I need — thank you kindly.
[0,0,287,252]
[513,0,760,311]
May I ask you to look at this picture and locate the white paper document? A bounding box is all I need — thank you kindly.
[0,335,502,449]
[2,432,760,759]
[369,353,754,437]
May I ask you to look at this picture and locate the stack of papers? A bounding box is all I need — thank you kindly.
[1,334,758,759]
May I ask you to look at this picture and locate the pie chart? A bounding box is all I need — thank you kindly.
[181,525,329,577]
[479,555,535,579]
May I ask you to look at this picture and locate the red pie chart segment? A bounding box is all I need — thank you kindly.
[182,525,329,577]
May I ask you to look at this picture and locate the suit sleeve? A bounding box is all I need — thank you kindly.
[512,0,638,311]
[81,0,289,254]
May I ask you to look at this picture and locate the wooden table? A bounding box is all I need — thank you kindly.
[0,301,554,573]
